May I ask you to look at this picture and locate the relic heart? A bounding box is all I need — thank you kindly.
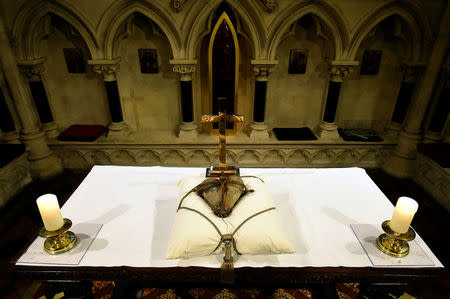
[195,175,253,217]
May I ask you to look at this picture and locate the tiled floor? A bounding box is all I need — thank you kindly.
[0,168,448,298]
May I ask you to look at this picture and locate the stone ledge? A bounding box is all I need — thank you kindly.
[414,152,450,213]
[0,153,32,209]
[46,130,397,146]
[49,143,394,170]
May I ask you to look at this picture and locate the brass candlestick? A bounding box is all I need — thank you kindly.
[39,218,77,254]
[376,220,415,257]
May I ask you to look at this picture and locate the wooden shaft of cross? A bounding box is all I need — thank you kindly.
[201,97,244,171]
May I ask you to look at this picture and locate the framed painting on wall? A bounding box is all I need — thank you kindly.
[138,49,158,73]
[360,50,382,75]
[288,49,308,74]
[63,48,86,73]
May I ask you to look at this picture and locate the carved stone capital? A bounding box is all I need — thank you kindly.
[17,58,47,81]
[172,64,196,74]
[400,62,426,83]
[92,64,119,81]
[329,61,358,82]
[259,0,277,12]
[171,0,187,13]
[88,58,121,81]
[329,66,351,82]
[251,60,278,81]
[170,59,197,81]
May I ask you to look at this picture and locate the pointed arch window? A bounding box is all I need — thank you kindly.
[208,12,240,130]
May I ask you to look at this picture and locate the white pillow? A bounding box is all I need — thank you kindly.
[166,176,295,259]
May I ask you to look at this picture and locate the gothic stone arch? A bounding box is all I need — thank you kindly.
[12,0,99,60]
[101,1,182,59]
[185,0,266,59]
[348,1,430,62]
[267,0,348,61]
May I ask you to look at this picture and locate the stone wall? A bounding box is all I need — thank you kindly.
[40,27,110,129]
[0,0,448,175]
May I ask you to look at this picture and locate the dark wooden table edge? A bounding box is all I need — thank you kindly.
[10,264,447,288]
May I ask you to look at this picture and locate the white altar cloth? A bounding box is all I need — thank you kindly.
[17,166,443,268]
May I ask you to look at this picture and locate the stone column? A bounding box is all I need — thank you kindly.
[249,60,278,139]
[89,59,129,136]
[170,59,198,138]
[424,67,449,142]
[18,58,59,138]
[0,16,62,178]
[385,63,424,136]
[383,3,449,178]
[0,85,19,142]
[317,61,358,140]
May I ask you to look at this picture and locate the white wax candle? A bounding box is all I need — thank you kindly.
[36,194,64,231]
[390,196,418,234]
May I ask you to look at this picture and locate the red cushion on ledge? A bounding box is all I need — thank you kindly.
[58,125,107,142]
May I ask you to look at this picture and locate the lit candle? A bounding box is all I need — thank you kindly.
[36,194,64,231]
[390,197,418,234]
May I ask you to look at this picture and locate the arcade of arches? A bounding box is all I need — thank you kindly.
[0,1,449,209]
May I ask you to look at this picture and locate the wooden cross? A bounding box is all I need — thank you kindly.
[201,97,244,176]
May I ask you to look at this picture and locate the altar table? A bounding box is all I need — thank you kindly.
[13,166,444,286]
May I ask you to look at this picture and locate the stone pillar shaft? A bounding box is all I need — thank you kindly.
[390,64,424,126]
[104,80,124,123]
[385,64,424,138]
[0,87,16,133]
[249,60,277,139]
[404,19,449,134]
[323,81,342,123]
[391,81,415,124]
[180,81,194,122]
[28,81,53,123]
[253,80,267,122]
[0,34,39,133]
[18,58,59,138]
[428,87,449,133]
[423,68,448,142]
[0,16,62,178]
[89,59,129,135]
[383,3,450,178]
[318,61,358,140]
[170,60,197,137]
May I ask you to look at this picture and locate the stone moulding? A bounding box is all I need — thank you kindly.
[0,153,32,208]
[49,144,393,170]
[251,59,278,81]
[172,0,187,13]
[414,152,450,212]
[259,0,277,13]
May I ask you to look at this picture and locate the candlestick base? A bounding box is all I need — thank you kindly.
[376,220,415,257]
[39,218,78,254]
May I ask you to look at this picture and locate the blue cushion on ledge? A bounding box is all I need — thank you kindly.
[273,127,317,141]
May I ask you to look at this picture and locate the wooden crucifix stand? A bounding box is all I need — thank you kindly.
[201,97,244,178]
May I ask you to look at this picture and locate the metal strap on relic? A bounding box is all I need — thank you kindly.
[217,206,275,283]
[176,206,275,255]
[176,175,264,212]
[177,204,275,283]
